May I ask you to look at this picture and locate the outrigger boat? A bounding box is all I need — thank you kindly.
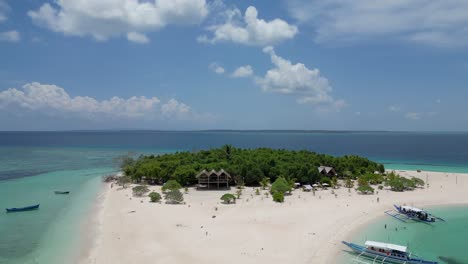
[385,205,446,223]
[342,240,437,264]
[54,191,70,195]
[6,204,40,213]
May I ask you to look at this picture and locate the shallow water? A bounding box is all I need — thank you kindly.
[339,206,468,264]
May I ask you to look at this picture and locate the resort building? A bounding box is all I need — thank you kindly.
[196,169,231,189]
[318,166,337,177]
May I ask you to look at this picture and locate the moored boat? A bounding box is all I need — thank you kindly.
[385,204,446,223]
[5,204,40,213]
[54,191,70,194]
[342,240,438,264]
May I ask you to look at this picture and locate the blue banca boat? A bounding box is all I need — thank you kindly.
[385,204,446,223]
[5,204,40,213]
[342,241,437,264]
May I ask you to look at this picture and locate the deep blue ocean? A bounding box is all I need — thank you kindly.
[1,131,468,263]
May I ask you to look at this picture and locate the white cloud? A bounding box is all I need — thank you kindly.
[389,105,400,112]
[209,63,225,74]
[127,32,150,44]
[287,0,468,47]
[257,46,339,105]
[0,82,198,120]
[199,6,298,46]
[0,0,9,22]
[0,30,20,42]
[232,65,253,78]
[161,99,191,119]
[28,0,209,42]
[405,112,422,120]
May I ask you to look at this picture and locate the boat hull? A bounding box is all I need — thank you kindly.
[54,191,70,194]
[342,241,437,264]
[394,205,440,223]
[6,204,40,213]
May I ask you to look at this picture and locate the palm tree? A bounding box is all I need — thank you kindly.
[260,177,270,190]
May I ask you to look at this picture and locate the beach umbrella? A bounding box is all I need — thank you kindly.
[312,184,319,187]
[322,183,329,186]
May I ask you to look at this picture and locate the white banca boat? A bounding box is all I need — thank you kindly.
[342,240,438,263]
[385,205,446,223]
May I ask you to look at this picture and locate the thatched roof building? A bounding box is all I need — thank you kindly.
[196,169,231,189]
[318,166,337,177]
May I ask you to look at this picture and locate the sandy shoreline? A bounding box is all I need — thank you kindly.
[81,170,468,264]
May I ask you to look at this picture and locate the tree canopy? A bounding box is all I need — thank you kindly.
[220,193,236,204]
[123,146,384,186]
[162,180,182,192]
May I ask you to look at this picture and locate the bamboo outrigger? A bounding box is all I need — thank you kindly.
[385,205,446,223]
[342,241,438,264]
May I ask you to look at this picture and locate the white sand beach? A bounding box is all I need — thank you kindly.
[81,170,468,264]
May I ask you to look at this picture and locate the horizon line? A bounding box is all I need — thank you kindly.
[0,129,467,133]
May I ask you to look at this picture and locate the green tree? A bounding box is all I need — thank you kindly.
[270,177,290,195]
[272,191,284,203]
[165,189,184,204]
[357,185,374,194]
[260,177,270,190]
[132,185,150,197]
[117,176,132,188]
[172,165,197,185]
[220,193,236,204]
[411,177,425,187]
[331,176,338,188]
[149,192,162,202]
[162,180,182,192]
[345,177,354,188]
[387,178,405,192]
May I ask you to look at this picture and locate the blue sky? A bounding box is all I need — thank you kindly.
[0,0,467,131]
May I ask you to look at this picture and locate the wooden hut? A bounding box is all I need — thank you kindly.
[196,169,231,189]
[318,166,337,177]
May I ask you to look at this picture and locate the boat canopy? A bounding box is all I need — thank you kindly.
[401,206,424,213]
[365,241,407,253]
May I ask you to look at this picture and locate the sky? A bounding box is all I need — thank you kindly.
[0,0,467,131]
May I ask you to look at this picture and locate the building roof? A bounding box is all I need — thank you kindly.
[195,169,231,179]
[318,166,336,174]
[365,241,407,253]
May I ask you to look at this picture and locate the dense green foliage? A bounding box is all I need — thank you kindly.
[272,191,284,203]
[149,191,162,202]
[384,172,423,191]
[162,180,182,192]
[357,185,374,194]
[165,189,184,204]
[132,185,150,197]
[122,146,384,186]
[411,177,425,187]
[270,177,291,194]
[361,173,384,185]
[220,193,236,204]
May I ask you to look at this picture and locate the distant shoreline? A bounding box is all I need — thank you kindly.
[1,130,467,134]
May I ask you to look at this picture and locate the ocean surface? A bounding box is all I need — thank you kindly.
[0,131,468,264]
[338,205,468,264]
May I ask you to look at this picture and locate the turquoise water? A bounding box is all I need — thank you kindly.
[339,206,468,264]
[1,131,468,264]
